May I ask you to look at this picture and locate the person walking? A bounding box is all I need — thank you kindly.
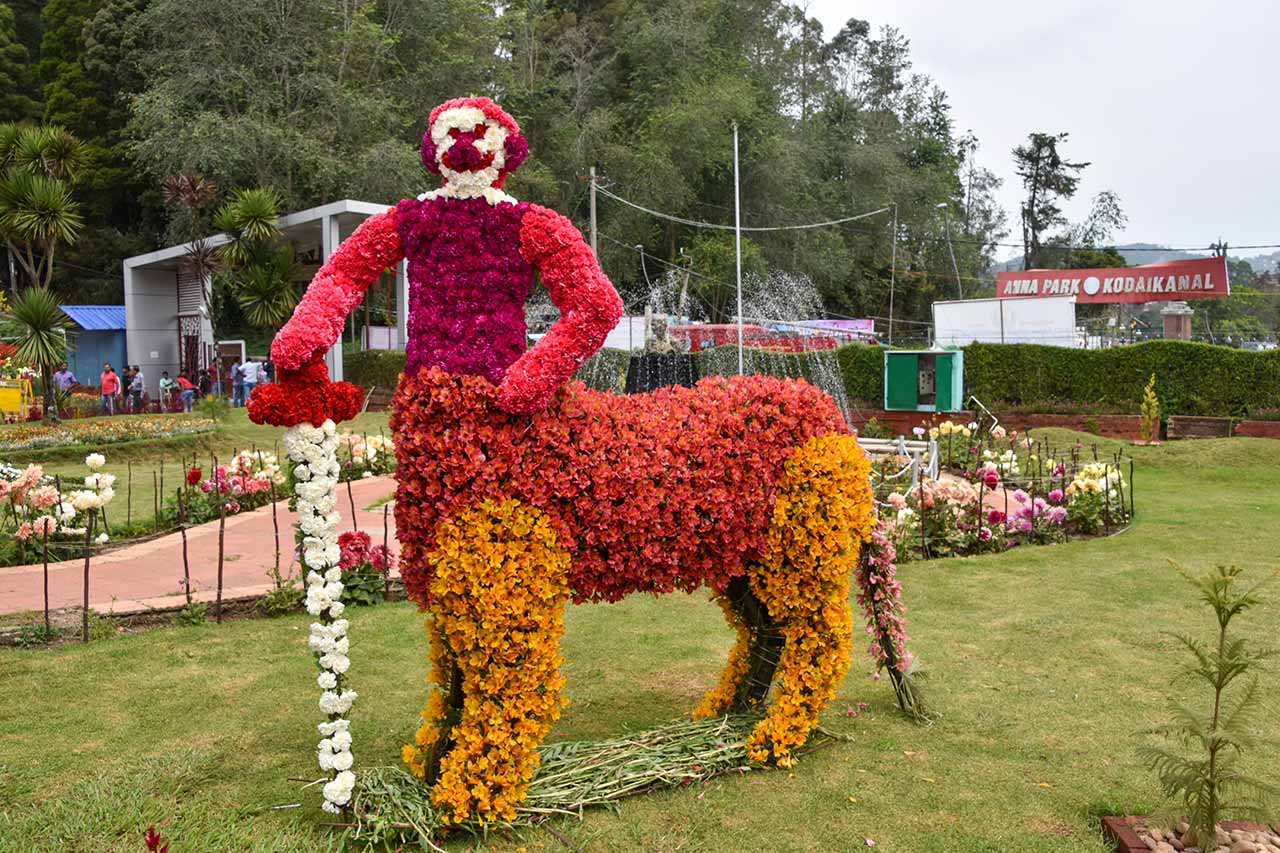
[99,363,119,414]
[129,365,145,412]
[241,358,260,402]
[198,369,212,399]
[230,358,245,407]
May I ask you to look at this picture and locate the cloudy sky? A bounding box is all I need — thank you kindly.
[808,0,1279,256]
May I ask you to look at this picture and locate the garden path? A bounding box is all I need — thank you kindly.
[0,475,400,617]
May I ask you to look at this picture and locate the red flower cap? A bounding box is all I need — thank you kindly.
[246,356,364,427]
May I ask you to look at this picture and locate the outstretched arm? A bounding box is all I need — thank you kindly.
[248,209,405,426]
[498,205,623,414]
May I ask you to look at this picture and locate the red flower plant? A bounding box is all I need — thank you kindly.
[185,467,202,486]
[143,826,169,853]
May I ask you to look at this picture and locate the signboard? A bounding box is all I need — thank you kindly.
[996,256,1229,304]
[933,296,1077,348]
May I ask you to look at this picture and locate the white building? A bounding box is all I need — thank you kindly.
[123,199,408,394]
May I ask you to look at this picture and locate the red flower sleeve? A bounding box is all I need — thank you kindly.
[271,210,404,370]
[248,209,403,427]
[498,205,623,414]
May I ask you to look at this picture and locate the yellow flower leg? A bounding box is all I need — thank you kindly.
[425,499,572,826]
[693,593,754,719]
[402,617,460,782]
[746,434,872,767]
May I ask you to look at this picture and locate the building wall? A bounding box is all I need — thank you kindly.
[124,266,180,395]
[67,330,127,386]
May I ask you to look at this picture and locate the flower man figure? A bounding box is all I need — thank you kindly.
[250,97,879,824]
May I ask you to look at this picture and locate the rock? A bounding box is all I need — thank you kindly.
[1153,844,1175,853]
[1230,840,1258,853]
[1170,837,1184,851]
[1152,830,1165,842]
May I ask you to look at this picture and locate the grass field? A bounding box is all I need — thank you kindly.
[2,431,1278,852]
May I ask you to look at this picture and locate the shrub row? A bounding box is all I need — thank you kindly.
[342,340,1280,418]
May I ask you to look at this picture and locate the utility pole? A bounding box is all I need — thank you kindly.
[732,122,744,375]
[888,203,897,346]
[937,202,963,299]
[588,166,598,259]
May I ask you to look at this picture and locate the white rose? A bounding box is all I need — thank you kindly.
[329,601,346,617]
[95,532,109,545]
[330,750,353,771]
[85,453,105,470]
[332,730,352,750]
[318,672,337,689]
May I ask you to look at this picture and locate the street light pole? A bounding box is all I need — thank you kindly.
[936,202,963,300]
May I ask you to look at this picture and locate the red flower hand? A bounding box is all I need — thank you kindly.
[247,356,364,427]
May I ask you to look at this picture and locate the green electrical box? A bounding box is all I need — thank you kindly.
[883,349,965,412]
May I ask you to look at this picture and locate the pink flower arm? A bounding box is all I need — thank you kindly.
[270,210,405,370]
[498,205,623,414]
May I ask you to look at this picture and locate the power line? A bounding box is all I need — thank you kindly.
[596,184,892,232]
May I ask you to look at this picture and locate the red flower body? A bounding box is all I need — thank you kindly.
[392,369,848,606]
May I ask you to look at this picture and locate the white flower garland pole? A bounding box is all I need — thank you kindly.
[284,420,358,813]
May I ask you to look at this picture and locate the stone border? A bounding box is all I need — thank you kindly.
[1102,816,1280,853]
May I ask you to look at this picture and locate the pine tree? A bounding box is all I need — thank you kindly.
[1140,374,1160,443]
[1139,565,1276,847]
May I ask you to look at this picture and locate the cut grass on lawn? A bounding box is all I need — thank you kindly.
[2,432,1279,851]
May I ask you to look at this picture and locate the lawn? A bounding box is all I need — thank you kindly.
[2,432,1278,851]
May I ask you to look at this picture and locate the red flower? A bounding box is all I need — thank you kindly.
[144,826,169,853]
[338,530,373,570]
[185,467,201,486]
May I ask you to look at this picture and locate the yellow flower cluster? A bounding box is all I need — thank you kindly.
[692,595,754,719]
[402,498,571,826]
[1066,461,1123,497]
[928,419,972,441]
[744,434,873,768]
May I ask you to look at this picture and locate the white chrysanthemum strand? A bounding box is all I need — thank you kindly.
[284,420,357,813]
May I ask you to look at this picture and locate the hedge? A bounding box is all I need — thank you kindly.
[342,340,1280,418]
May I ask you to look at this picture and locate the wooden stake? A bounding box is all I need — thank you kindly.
[179,489,192,606]
[383,503,391,600]
[41,526,50,633]
[346,477,358,531]
[126,460,133,527]
[216,457,226,623]
[82,512,95,643]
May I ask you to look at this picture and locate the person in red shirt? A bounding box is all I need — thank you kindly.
[99,363,120,415]
[175,373,196,412]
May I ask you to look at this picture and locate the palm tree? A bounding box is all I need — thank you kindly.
[6,286,69,423]
[213,188,299,329]
[213,187,283,266]
[234,247,301,328]
[0,123,85,290]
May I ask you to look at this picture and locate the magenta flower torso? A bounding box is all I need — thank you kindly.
[395,196,534,383]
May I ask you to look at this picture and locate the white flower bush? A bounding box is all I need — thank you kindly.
[284,420,358,813]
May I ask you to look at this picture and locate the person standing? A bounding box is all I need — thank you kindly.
[198,369,211,399]
[53,362,77,392]
[129,365,145,412]
[210,360,222,398]
[230,358,245,407]
[241,358,260,402]
[159,371,176,410]
[99,363,119,414]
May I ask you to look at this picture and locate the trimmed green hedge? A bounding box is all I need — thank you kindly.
[344,349,406,392]
[964,340,1280,417]
[343,340,1280,418]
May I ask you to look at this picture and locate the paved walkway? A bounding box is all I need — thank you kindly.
[0,476,400,616]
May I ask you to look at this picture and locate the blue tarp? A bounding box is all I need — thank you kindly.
[60,304,126,331]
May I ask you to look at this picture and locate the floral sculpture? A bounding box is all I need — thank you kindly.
[250,97,877,823]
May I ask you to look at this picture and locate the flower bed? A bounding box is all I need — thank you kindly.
[0,415,216,452]
[159,451,286,525]
[873,420,1133,562]
[1,455,119,566]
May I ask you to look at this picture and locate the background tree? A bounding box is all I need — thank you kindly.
[1013,131,1088,270]
[0,122,85,289]
[212,188,299,330]
[0,3,40,122]
[4,285,69,422]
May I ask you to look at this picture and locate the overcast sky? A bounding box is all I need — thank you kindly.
[808,0,1280,256]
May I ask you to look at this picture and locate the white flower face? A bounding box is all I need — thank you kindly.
[419,106,518,206]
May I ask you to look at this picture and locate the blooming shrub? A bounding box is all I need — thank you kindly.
[1065,462,1129,533]
[337,431,395,481]
[0,415,215,452]
[0,455,117,564]
[163,451,284,525]
[336,530,393,605]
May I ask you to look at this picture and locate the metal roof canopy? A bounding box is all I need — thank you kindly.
[61,304,126,330]
[122,199,392,272]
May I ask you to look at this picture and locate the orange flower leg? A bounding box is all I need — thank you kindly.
[401,617,461,783]
[746,434,873,768]
[424,499,572,826]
